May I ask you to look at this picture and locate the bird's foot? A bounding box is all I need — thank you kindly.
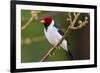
[52,52,55,55]
[57,46,61,50]
[49,52,56,56]
[49,54,52,56]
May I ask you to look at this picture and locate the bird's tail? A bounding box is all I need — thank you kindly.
[61,39,74,60]
[68,49,74,60]
[65,49,74,60]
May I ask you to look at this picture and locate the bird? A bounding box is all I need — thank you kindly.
[40,16,74,60]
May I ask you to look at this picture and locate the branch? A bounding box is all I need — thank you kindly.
[21,11,40,31]
[40,12,82,62]
[21,16,33,31]
[70,16,88,30]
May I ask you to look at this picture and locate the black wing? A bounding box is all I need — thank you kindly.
[58,29,64,36]
[54,24,64,36]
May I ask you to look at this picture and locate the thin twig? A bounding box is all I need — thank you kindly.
[21,17,33,31]
[70,16,88,30]
[67,13,72,24]
[21,10,40,31]
[71,13,80,27]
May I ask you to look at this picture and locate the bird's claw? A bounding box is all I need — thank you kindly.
[49,52,56,56]
[49,53,52,56]
[56,46,61,50]
[52,52,55,55]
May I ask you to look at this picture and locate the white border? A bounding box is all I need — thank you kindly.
[16,4,95,69]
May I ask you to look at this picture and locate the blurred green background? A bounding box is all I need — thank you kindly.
[21,10,90,63]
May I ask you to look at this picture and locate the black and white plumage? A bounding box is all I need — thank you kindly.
[40,16,73,60]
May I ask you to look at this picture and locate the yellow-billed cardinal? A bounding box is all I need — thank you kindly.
[40,16,74,60]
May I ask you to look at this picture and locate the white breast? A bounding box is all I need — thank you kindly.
[44,26,61,45]
[44,26,68,51]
